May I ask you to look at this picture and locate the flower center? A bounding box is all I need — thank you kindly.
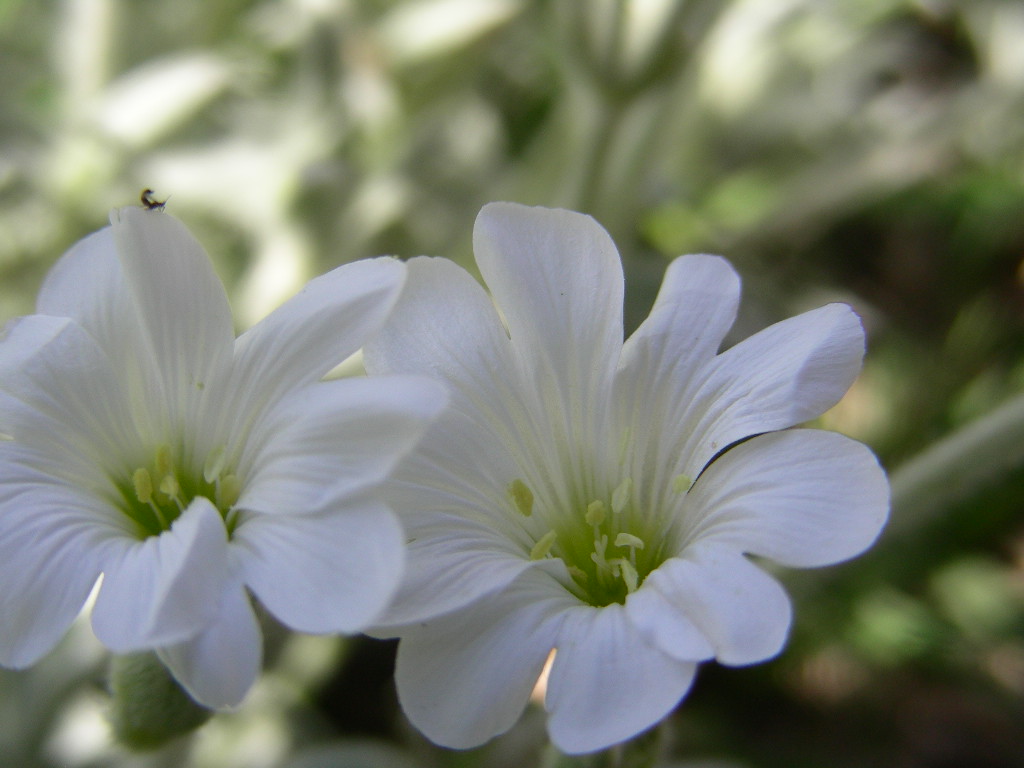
[118,444,241,538]
[509,473,693,607]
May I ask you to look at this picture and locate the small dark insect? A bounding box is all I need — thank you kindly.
[140,188,167,211]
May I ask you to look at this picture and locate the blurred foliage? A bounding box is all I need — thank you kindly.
[3,0,1024,766]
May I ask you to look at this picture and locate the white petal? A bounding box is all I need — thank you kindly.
[91,499,228,652]
[374,513,533,629]
[615,254,740,497]
[157,581,261,708]
[111,207,234,429]
[361,254,569,545]
[36,227,145,363]
[235,496,404,634]
[394,569,567,749]
[675,303,865,479]
[546,603,698,754]
[239,374,448,512]
[647,543,792,667]
[624,580,715,663]
[472,203,622,452]
[473,202,623,372]
[618,254,740,387]
[375,398,531,548]
[33,229,166,445]
[682,429,889,567]
[0,452,112,667]
[229,257,406,416]
[0,315,141,476]
[362,256,529,451]
[37,227,118,318]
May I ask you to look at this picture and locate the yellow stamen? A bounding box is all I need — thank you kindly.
[133,468,154,505]
[618,559,639,593]
[155,444,173,477]
[672,474,693,494]
[203,446,226,483]
[216,474,241,510]
[611,477,633,515]
[614,532,645,551]
[567,565,588,583]
[509,479,534,517]
[585,500,606,526]
[530,530,557,560]
[159,473,180,501]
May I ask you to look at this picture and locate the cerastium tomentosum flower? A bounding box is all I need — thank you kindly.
[364,202,889,754]
[0,206,446,707]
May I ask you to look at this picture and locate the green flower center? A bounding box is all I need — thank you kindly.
[117,444,241,538]
[509,473,693,607]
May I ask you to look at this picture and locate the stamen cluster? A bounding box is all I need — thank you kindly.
[121,444,240,538]
[510,473,692,607]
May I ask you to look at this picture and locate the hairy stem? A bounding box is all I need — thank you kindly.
[888,392,1024,537]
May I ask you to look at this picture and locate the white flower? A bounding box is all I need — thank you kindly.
[0,207,446,707]
[363,203,889,754]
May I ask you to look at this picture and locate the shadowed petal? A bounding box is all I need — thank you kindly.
[239,375,447,511]
[374,513,532,629]
[394,569,566,749]
[92,499,228,652]
[157,580,261,708]
[674,303,865,481]
[0,452,113,667]
[227,257,406,429]
[363,256,530,456]
[624,579,715,663]
[236,496,404,634]
[546,603,698,754]
[0,315,141,476]
[646,543,792,667]
[681,429,889,567]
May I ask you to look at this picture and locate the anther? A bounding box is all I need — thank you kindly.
[615,532,645,567]
[204,446,226,483]
[567,565,588,583]
[159,473,180,499]
[672,474,693,494]
[590,534,611,574]
[618,559,639,593]
[614,532,645,551]
[611,477,633,515]
[509,479,534,517]
[585,500,606,527]
[133,468,154,505]
[530,530,557,560]
[155,444,173,477]
[216,474,241,510]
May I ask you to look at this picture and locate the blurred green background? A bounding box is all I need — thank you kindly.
[3,0,1024,766]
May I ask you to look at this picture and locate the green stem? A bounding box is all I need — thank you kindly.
[108,652,213,750]
[888,392,1024,538]
[576,95,630,215]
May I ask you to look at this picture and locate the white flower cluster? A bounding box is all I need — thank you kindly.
[0,202,887,753]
